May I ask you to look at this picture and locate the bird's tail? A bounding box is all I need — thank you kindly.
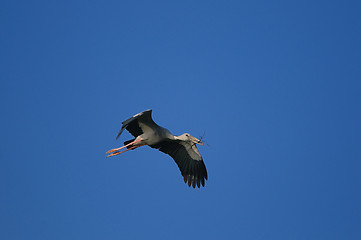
[124,139,136,149]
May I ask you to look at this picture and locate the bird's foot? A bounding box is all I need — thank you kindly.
[106,147,123,154]
[106,144,146,157]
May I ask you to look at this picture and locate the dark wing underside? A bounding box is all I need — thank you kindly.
[116,109,154,139]
[150,141,208,188]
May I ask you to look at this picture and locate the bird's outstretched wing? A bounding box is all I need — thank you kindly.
[116,109,156,139]
[151,140,208,188]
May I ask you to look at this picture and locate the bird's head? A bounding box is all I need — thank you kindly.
[179,133,204,145]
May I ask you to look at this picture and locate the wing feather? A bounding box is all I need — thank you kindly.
[116,109,155,139]
[150,140,208,188]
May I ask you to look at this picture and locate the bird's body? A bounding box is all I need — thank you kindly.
[106,109,208,188]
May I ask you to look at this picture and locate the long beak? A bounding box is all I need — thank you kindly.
[192,136,204,145]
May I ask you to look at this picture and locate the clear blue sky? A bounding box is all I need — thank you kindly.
[1,1,360,239]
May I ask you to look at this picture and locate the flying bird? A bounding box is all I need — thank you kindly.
[106,109,208,188]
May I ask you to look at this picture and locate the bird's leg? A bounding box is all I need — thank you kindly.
[106,144,146,157]
[106,138,143,154]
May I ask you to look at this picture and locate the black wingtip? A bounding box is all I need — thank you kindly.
[183,174,206,188]
[115,128,125,140]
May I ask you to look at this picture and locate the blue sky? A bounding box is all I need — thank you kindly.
[1,0,361,239]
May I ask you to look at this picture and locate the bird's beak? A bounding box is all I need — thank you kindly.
[192,136,204,145]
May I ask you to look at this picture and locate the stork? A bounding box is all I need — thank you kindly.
[106,109,208,188]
